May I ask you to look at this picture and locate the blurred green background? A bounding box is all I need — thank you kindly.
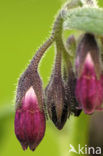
[0,0,103,156]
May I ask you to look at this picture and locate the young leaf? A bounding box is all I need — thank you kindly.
[62,7,103,35]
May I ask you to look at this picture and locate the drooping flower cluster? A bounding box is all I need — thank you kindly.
[14,31,103,151]
[15,30,103,150]
[14,1,103,149]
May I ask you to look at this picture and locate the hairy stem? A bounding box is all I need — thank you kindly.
[31,36,54,71]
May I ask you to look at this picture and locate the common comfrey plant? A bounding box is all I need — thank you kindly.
[14,0,103,151]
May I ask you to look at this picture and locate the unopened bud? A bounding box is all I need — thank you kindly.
[15,87,45,151]
[63,35,82,117]
[45,41,69,130]
[14,38,53,150]
[65,67,82,116]
[75,33,103,114]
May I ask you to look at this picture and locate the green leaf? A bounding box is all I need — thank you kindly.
[63,7,103,35]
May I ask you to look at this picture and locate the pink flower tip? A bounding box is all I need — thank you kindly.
[14,87,46,151]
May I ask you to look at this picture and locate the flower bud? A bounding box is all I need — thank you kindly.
[45,41,70,130]
[15,68,45,150]
[14,38,53,150]
[75,33,103,114]
[65,67,82,116]
[64,35,82,116]
[15,87,45,151]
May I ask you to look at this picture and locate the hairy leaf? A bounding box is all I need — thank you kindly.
[63,7,103,35]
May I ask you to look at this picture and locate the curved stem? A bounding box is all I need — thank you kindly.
[31,36,54,71]
[30,0,82,72]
